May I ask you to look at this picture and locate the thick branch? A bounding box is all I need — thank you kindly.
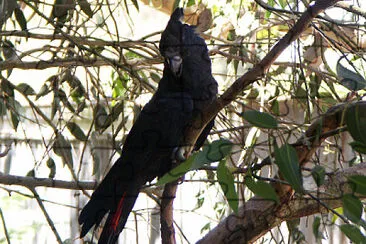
[160,180,179,244]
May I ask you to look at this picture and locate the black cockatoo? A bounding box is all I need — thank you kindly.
[79,8,217,243]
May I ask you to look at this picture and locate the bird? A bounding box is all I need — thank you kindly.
[78,8,217,243]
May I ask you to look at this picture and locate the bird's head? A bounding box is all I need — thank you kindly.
[159,8,184,78]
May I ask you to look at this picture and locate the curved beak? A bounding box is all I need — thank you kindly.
[166,55,183,77]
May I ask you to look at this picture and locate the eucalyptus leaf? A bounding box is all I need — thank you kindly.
[340,224,366,243]
[311,165,326,187]
[348,175,366,196]
[345,103,366,145]
[245,176,279,204]
[26,169,35,177]
[78,0,93,18]
[36,83,51,100]
[217,159,238,214]
[94,104,111,130]
[156,154,196,185]
[274,143,304,193]
[312,216,321,240]
[53,134,73,168]
[47,158,56,178]
[342,194,362,223]
[242,110,278,129]
[66,121,87,141]
[349,141,366,154]
[0,98,6,116]
[10,111,19,131]
[337,57,366,91]
[17,83,36,96]
[157,139,233,185]
[14,7,27,30]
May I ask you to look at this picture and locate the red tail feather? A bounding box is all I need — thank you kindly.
[111,192,127,231]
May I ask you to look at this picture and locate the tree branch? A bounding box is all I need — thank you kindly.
[0,208,11,244]
[0,30,157,49]
[160,179,179,244]
[0,174,97,190]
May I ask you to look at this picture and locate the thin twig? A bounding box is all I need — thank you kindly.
[0,208,11,244]
[29,187,63,244]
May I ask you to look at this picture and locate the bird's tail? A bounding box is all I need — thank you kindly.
[79,160,141,243]
[98,186,140,243]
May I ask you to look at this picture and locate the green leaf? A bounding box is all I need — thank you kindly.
[46,157,55,168]
[0,97,6,116]
[187,0,195,7]
[150,72,161,83]
[26,169,35,177]
[345,104,366,145]
[271,100,280,116]
[46,158,56,178]
[202,139,233,164]
[274,143,303,193]
[14,7,27,30]
[337,57,366,91]
[342,194,363,223]
[340,224,366,244]
[242,110,278,129]
[278,0,286,8]
[349,141,366,154]
[109,101,125,122]
[312,216,321,240]
[36,83,51,100]
[157,139,233,185]
[53,134,73,168]
[51,95,60,120]
[265,0,274,18]
[17,83,36,95]
[200,223,211,234]
[156,154,196,185]
[131,0,139,10]
[245,176,279,204]
[189,138,233,170]
[58,89,75,113]
[78,0,93,18]
[311,165,326,187]
[217,159,238,214]
[94,104,111,130]
[10,111,19,131]
[1,79,14,97]
[112,76,126,99]
[332,207,343,223]
[66,121,87,141]
[348,175,366,196]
